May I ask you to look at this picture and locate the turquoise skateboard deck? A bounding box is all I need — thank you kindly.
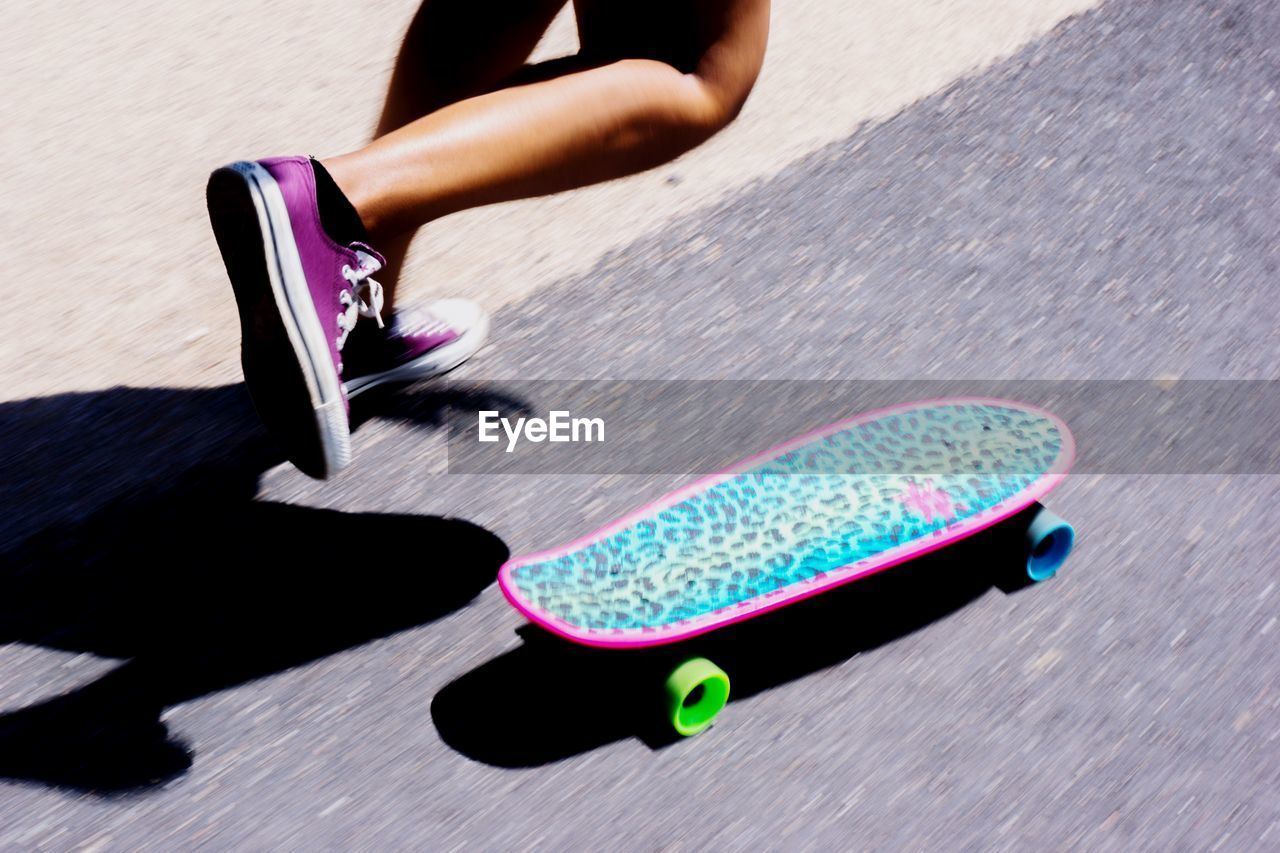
[498,398,1076,735]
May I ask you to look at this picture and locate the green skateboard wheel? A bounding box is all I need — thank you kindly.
[664,657,730,737]
[1025,504,1075,582]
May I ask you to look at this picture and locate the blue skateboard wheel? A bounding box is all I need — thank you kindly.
[1025,504,1075,582]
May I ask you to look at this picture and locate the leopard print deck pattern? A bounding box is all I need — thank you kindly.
[508,402,1066,633]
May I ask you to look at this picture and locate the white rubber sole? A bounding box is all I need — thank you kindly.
[344,302,491,397]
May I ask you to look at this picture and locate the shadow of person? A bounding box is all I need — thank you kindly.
[0,380,527,794]
[431,509,1045,767]
[2,501,506,793]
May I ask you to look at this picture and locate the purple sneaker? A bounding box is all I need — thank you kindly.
[341,299,489,397]
[206,156,383,479]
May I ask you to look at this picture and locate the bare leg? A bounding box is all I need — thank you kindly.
[326,0,769,307]
[349,0,570,298]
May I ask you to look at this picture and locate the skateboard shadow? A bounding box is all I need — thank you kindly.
[431,511,1042,768]
[0,380,526,794]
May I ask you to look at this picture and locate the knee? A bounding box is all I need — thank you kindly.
[644,60,759,142]
[673,69,760,148]
[680,37,766,137]
[591,57,758,158]
[688,76,751,133]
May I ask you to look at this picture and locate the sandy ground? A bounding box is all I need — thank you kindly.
[2,0,1096,400]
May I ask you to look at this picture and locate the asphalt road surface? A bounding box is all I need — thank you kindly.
[2,0,1278,848]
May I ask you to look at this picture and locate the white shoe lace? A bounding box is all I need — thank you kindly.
[336,248,385,349]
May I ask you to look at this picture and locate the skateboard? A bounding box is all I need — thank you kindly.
[498,398,1076,736]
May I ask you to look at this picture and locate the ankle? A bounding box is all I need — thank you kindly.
[318,154,380,236]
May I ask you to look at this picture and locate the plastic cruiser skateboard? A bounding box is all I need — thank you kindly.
[499,398,1076,736]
